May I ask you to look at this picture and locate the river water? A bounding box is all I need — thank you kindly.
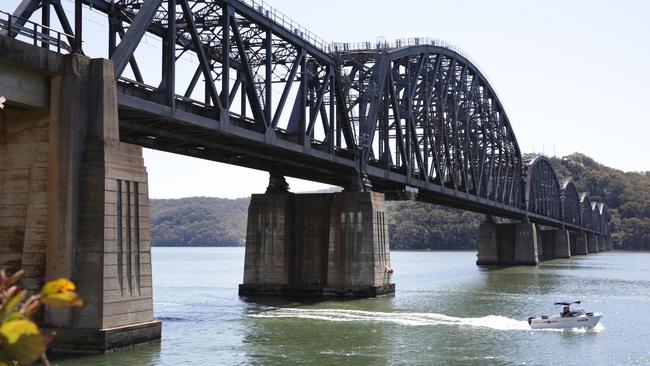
[57,248,650,365]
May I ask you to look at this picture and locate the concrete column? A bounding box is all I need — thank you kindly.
[514,223,539,265]
[573,232,589,255]
[326,192,393,296]
[569,232,577,254]
[586,233,599,253]
[540,230,555,260]
[607,237,614,250]
[240,191,394,297]
[535,228,553,262]
[240,193,292,293]
[553,229,571,259]
[476,222,498,265]
[598,235,606,251]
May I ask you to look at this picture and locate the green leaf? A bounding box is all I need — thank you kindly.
[0,320,45,365]
[1,291,26,318]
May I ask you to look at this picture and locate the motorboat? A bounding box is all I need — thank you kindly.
[528,300,601,329]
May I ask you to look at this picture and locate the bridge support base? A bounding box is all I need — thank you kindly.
[240,191,394,297]
[573,232,589,255]
[553,230,571,259]
[477,222,539,265]
[536,229,571,260]
[598,235,606,251]
[607,237,614,250]
[0,50,160,353]
[587,233,599,253]
[476,223,499,264]
[514,223,540,265]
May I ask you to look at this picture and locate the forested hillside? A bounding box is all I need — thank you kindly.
[549,153,650,250]
[151,197,248,246]
[150,154,650,250]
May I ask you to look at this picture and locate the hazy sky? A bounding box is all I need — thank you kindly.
[5,0,649,198]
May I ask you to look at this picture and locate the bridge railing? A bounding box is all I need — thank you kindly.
[332,37,495,90]
[0,10,72,53]
[239,0,332,53]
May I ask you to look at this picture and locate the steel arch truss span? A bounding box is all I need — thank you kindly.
[339,47,522,208]
[523,155,561,221]
[592,203,607,234]
[5,0,611,236]
[580,193,594,230]
[561,180,581,226]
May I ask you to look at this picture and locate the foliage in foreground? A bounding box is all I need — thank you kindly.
[0,270,83,366]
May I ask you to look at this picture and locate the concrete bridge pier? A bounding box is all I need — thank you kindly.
[538,229,570,260]
[1,46,160,352]
[477,221,539,265]
[598,235,607,251]
[573,232,589,255]
[586,233,599,253]
[607,237,614,250]
[553,229,571,258]
[240,180,394,297]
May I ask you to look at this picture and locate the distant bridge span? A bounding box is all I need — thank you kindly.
[0,0,612,352]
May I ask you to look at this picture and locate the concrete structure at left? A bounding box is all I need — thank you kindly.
[0,36,160,353]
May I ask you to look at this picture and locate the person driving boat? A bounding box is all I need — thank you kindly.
[561,306,571,317]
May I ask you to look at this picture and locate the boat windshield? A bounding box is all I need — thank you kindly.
[570,308,586,316]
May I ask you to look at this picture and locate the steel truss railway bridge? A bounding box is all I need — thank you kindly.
[0,0,611,352]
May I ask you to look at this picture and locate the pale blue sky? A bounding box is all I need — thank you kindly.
[4,0,649,198]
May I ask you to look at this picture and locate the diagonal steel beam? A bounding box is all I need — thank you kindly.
[179,0,221,110]
[111,0,162,78]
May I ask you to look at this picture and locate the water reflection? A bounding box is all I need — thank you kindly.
[51,343,161,366]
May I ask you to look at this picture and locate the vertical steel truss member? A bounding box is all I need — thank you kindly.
[523,155,561,221]
[3,0,611,236]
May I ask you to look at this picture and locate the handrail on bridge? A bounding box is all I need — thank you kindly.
[239,0,332,53]
[0,10,73,53]
[332,37,495,89]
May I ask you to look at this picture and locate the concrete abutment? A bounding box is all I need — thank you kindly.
[0,40,160,353]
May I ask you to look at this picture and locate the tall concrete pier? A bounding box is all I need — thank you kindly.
[477,221,539,265]
[0,37,160,352]
[477,221,578,265]
[240,182,394,297]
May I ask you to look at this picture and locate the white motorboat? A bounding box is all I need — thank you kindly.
[528,301,601,329]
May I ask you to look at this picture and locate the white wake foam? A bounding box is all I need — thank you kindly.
[250,308,604,333]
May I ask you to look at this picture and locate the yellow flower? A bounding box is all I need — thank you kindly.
[39,279,83,308]
[0,320,38,345]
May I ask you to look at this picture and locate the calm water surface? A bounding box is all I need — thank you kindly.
[57,248,650,365]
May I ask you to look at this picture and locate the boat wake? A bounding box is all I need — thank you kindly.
[250,308,604,333]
